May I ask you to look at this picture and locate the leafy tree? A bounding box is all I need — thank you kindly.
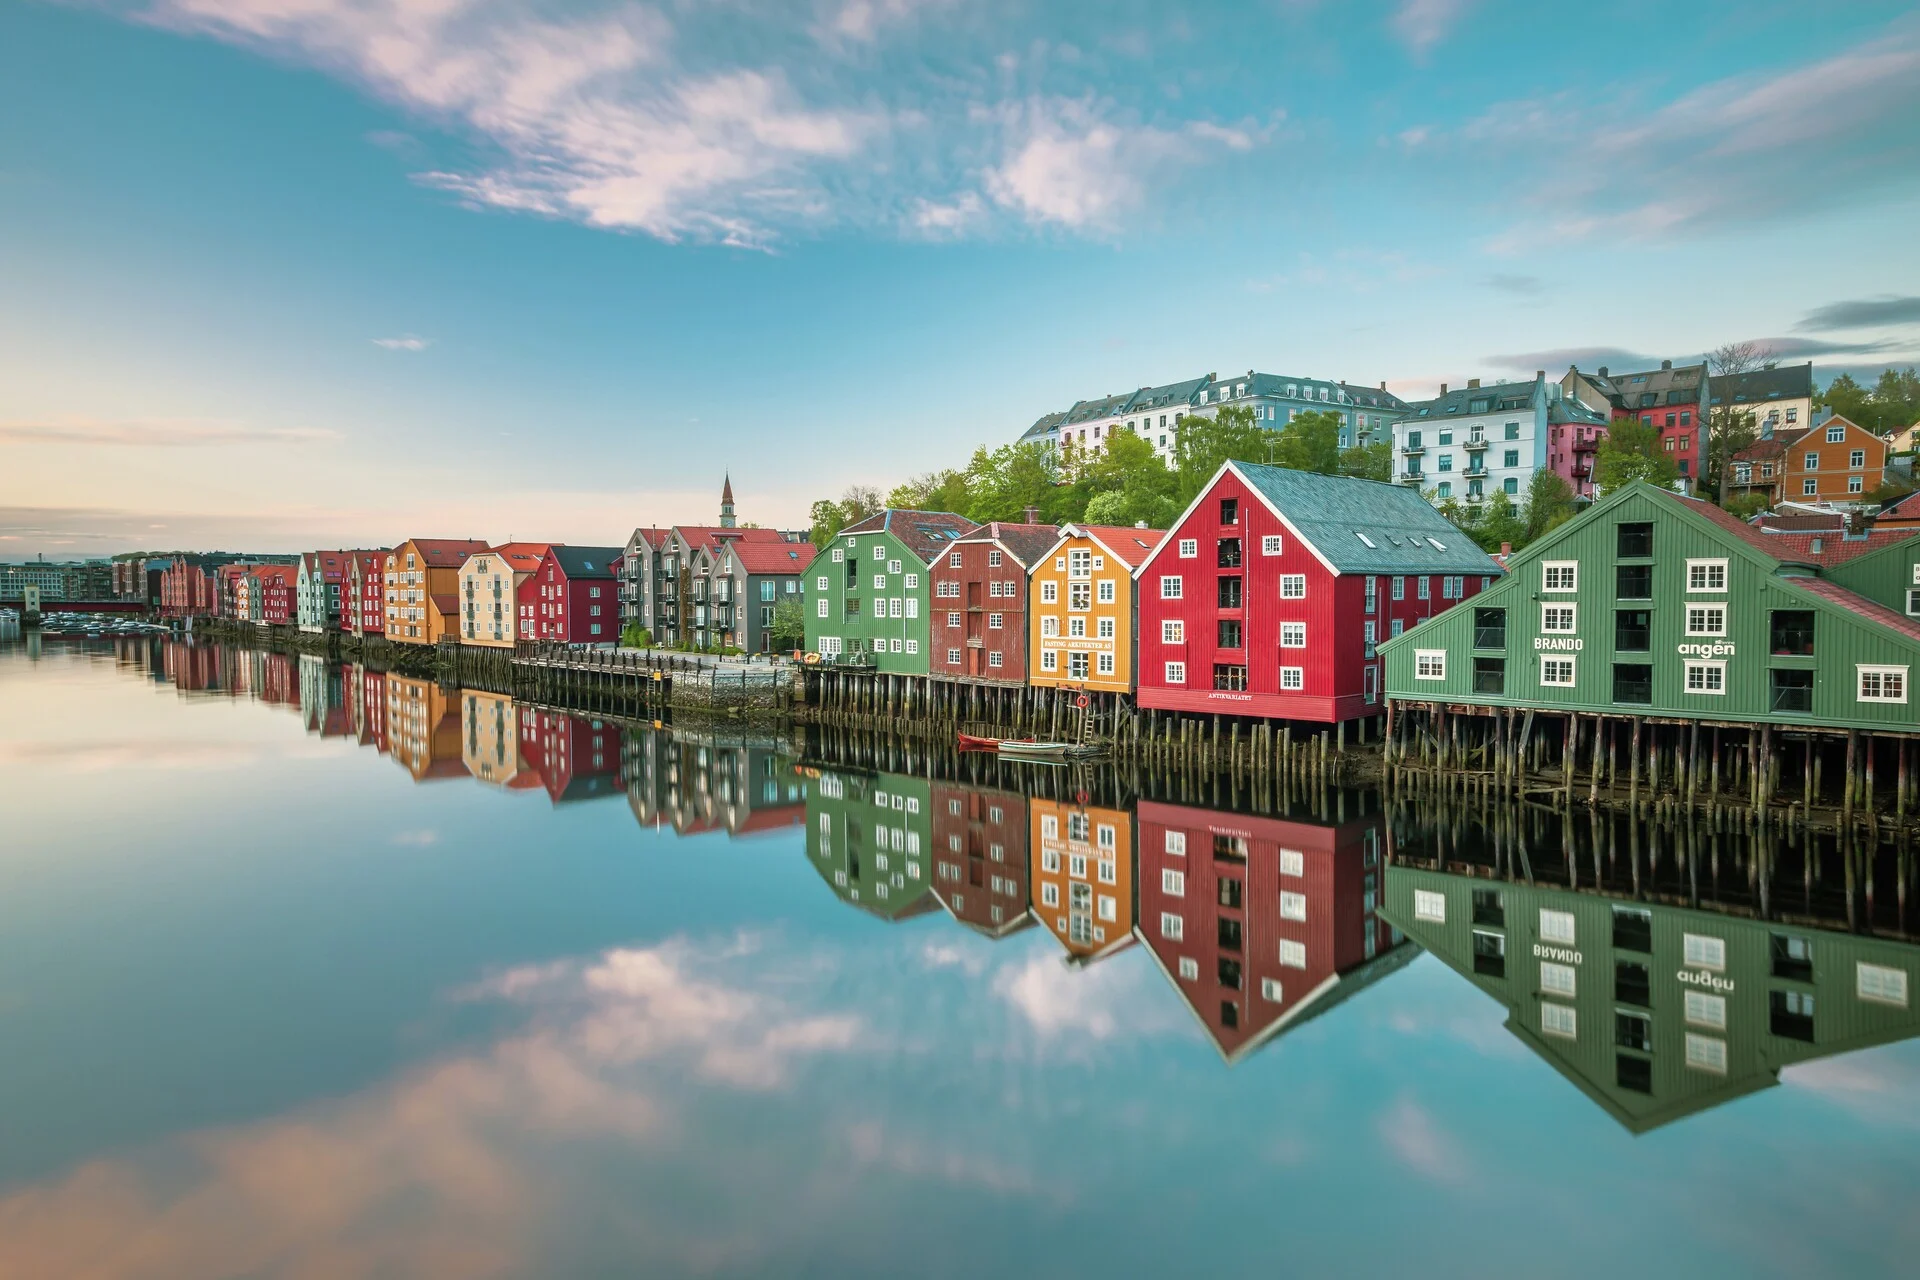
[1339,440,1393,482]
[1271,409,1344,475]
[1825,367,1920,435]
[1076,429,1178,528]
[887,469,972,515]
[1521,470,1577,542]
[1172,405,1269,505]
[1473,491,1528,553]
[1820,373,1872,425]
[1703,340,1775,501]
[1867,477,1918,507]
[1594,419,1679,494]
[769,597,806,651]
[620,622,652,649]
[809,484,882,549]
[1723,493,1768,521]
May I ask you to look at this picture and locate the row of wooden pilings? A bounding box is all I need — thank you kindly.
[1386,699,1920,834]
[796,667,1380,791]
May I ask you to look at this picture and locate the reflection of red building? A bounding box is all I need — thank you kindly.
[519,708,621,803]
[1135,801,1411,1063]
[930,783,1032,938]
[163,640,223,692]
[259,651,299,707]
[353,665,390,752]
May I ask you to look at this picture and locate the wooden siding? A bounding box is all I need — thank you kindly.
[1028,532,1140,694]
[1028,799,1135,961]
[805,531,935,675]
[1827,534,1920,620]
[930,542,1031,684]
[930,783,1031,935]
[805,770,936,919]
[1381,484,1920,731]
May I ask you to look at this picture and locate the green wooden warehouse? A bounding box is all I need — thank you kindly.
[804,509,979,676]
[1378,481,1920,812]
[1382,865,1920,1133]
[804,767,940,922]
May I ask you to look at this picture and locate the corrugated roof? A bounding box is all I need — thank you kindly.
[1229,462,1505,575]
[408,538,493,566]
[548,545,623,578]
[837,510,981,563]
[955,521,1061,568]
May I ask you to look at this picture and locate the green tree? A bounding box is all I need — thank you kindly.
[1722,493,1768,521]
[1271,409,1344,475]
[1172,405,1269,505]
[1339,440,1393,482]
[809,484,882,549]
[769,597,806,651]
[1703,340,1774,501]
[1521,470,1577,542]
[887,469,972,515]
[1594,419,1679,495]
[619,622,652,649]
[1075,429,1178,528]
[961,442,1059,523]
[1473,491,1528,553]
[1820,372,1872,425]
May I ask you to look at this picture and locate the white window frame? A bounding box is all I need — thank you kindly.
[1540,961,1577,997]
[1280,574,1306,599]
[1178,538,1197,558]
[1160,575,1183,600]
[1280,665,1304,690]
[1684,660,1726,695]
[1040,581,1058,604]
[1414,649,1446,680]
[1164,661,1186,684]
[1262,535,1283,555]
[1685,605,1726,637]
[1261,977,1284,1003]
[1541,561,1577,592]
[1686,558,1728,592]
[1684,990,1727,1028]
[1165,830,1186,855]
[1858,664,1909,703]
[1541,603,1577,634]
[1413,889,1446,923]
[1539,909,1576,944]
[1279,939,1308,969]
[1097,579,1116,604]
[1279,891,1307,922]
[1540,655,1576,686]
[1162,868,1185,897]
[1541,1003,1577,1039]
[1281,622,1306,649]
[1858,962,1910,1007]
[1161,912,1184,941]
[1040,648,1059,672]
[1685,1033,1728,1074]
[1162,619,1184,644]
[1178,957,1199,981]
[1683,933,1726,970]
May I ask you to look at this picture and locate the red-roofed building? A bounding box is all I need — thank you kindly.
[929,520,1059,683]
[384,538,492,645]
[696,531,816,652]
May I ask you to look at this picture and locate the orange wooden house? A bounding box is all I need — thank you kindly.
[1028,797,1134,964]
[1027,523,1165,695]
[384,538,491,645]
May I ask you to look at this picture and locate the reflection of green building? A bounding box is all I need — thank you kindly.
[805,769,938,921]
[1383,868,1920,1132]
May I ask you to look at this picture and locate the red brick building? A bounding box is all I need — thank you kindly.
[928,520,1058,683]
[1135,801,1412,1062]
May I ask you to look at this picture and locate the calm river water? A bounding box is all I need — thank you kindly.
[2,637,1917,1278]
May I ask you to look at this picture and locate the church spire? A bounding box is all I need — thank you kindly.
[719,474,737,528]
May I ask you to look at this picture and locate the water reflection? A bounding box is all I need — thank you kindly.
[40,636,1920,1134]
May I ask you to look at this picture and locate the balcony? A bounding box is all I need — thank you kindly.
[1401,442,1427,456]
[1463,464,1488,478]
[1399,471,1424,485]
[1463,435,1488,451]
[1571,433,1601,452]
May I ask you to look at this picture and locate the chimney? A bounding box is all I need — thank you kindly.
[1662,359,1673,371]
[1598,366,1609,378]
[1500,542,1512,556]
[1380,381,1387,391]
[1535,369,1545,381]
[1440,383,1448,395]
[1468,378,1481,390]
[1022,505,1039,524]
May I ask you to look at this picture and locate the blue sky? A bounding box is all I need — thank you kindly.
[3,0,1919,555]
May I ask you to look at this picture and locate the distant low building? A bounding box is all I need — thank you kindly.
[1709,361,1816,441]
[1393,372,1578,505]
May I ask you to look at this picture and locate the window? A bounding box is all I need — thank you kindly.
[947,648,961,664]
[1217,576,1242,609]
[1542,561,1577,592]
[1850,475,1865,494]
[1280,665,1304,690]
[1617,523,1653,557]
[817,598,829,618]
[1279,848,1304,878]
[988,612,1003,630]
[1041,648,1058,672]
[1213,663,1247,690]
[1686,559,1727,592]
[1613,663,1652,705]
[1413,889,1446,923]
[1281,622,1306,648]
[1504,450,1520,470]
[1615,563,1653,599]
[1280,891,1307,921]
[1040,581,1058,604]
[1067,652,1089,680]
[1097,579,1115,604]
[1280,574,1306,599]
[1218,619,1243,648]
[1392,576,1405,601]
[1541,962,1577,997]
[1472,656,1505,694]
[1097,652,1115,676]
[1827,425,1846,443]
[904,573,918,590]
[1772,990,1816,1041]
[1685,661,1726,694]
[1683,933,1726,970]
[874,545,886,560]
[1860,665,1908,702]
[1686,606,1726,636]
[1542,1004,1577,1039]
[1772,667,1814,713]
[1684,1033,1728,1074]
[1164,830,1187,855]
[1097,617,1114,639]
[1541,604,1576,633]
[1858,962,1910,1007]
[1220,498,1238,525]
[1178,538,1197,558]
[1165,661,1186,684]
[1472,607,1505,650]
[1161,912,1184,941]
[1417,576,1430,600]
[1505,422,1519,440]
[1684,990,1727,1029]
[1160,575,1183,600]
[1539,909,1575,945]
[1770,610,1815,656]
[1415,649,1446,680]
[1262,535,1283,555]
[1161,619,1184,644]
[1162,868,1186,896]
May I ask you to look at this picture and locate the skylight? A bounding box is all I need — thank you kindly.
[1429,537,1447,550]
[1355,532,1377,548]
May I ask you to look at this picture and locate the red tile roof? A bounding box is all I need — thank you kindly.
[1881,490,1920,520]
[409,538,493,566]
[1073,523,1168,568]
[1755,527,1920,568]
[1788,576,1920,646]
[721,537,817,574]
[957,521,1061,568]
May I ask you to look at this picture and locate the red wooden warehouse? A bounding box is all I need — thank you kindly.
[1134,800,1414,1063]
[929,520,1059,684]
[929,782,1033,939]
[522,546,624,645]
[1133,462,1501,725]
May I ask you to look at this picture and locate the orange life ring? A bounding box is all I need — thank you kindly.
[1075,694,1090,709]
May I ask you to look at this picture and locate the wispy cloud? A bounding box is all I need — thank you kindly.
[1375,1095,1471,1185]
[1736,335,1916,360]
[0,418,337,448]
[1390,0,1472,59]
[372,334,431,351]
[1484,345,1664,373]
[390,828,442,847]
[1798,295,1920,331]
[1483,273,1544,296]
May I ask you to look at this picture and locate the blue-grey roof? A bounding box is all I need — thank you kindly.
[1018,410,1067,444]
[549,545,624,578]
[1230,462,1505,575]
[1403,378,1543,419]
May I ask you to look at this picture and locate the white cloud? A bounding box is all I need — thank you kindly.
[907,191,985,236]
[984,98,1266,231]
[816,0,945,46]
[372,335,431,351]
[1390,0,1472,59]
[1375,1095,1470,1185]
[390,828,442,847]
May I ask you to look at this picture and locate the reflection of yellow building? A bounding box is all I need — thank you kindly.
[461,690,534,785]
[387,675,468,780]
[1029,798,1134,964]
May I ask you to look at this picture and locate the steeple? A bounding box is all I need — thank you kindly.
[719,474,737,528]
